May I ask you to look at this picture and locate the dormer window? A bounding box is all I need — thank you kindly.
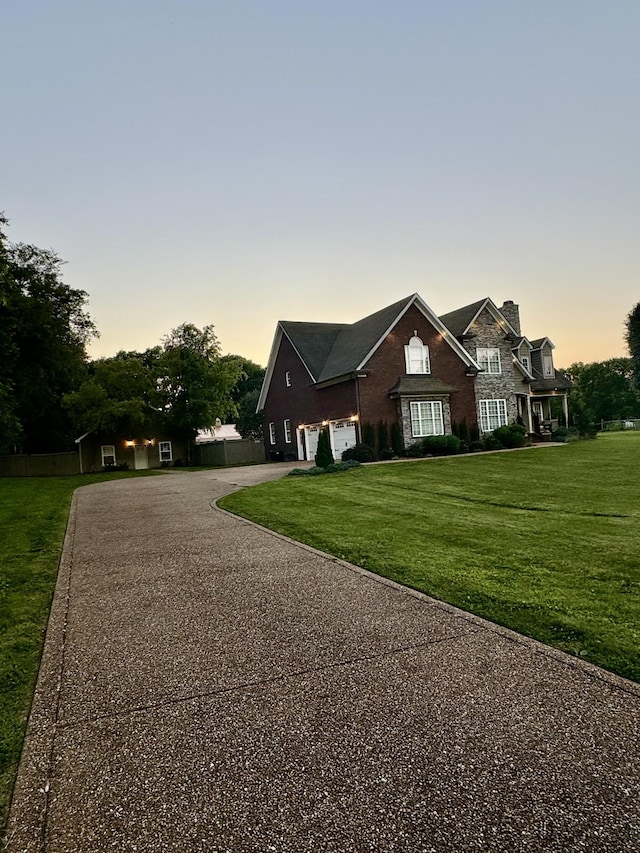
[404,335,430,374]
[477,347,501,374]
[285,371,291,387]
[543,354,554,377]
[521,356,529,370]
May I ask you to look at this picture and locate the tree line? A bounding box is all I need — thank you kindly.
[2,211,639,453]
[0,214,264,455]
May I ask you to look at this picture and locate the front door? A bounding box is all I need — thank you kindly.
[134,443,149,470]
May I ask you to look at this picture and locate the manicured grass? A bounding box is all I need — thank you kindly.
[0,471,159,839]
[220,433,640,684]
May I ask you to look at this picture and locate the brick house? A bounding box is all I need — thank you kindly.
[257,293,571,461]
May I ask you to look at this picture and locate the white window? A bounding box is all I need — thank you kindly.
[101,445,116,466]
[521,356,529,370]
[284,419,292,443]
[479,399,508,432]
[477,348,501,374]
[269,422,276,444]
[159,441,172,462]
[285,371,291,387]
[404,336,430,374]
[543,354,554,377]
[410,401,444,437]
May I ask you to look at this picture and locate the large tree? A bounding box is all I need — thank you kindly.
[156,324,243,446]
[625,303,640,393]
[63,350,161,436]
[0,214,97,453]
[564,359,640,426]
[222,356,265,439]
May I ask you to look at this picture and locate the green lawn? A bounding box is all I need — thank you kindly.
[0,470,160,839]
[220,433,640,684]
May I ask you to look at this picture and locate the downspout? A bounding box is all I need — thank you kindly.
[355,376,362,443]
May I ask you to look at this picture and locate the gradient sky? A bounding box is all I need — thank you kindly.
[3,1,639,368]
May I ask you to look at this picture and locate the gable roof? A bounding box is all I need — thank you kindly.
[257,293,479,410]
[439,297,520,339]
[317,294,420,382]
[280,321,347,382]
[530,337,554,350]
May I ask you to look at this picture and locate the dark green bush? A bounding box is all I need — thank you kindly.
[492,424,525,448]
[481,434,503,451]
[390,421,403,456]
[342,443,376,463]
[315,428,334,468]
[405,442,424,457]
[420,435,461,456]
[288,460,361,476]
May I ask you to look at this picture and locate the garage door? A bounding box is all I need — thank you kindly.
[305,425,321,461]
[332,420,357,460]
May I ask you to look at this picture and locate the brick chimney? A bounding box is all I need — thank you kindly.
[500,300,521,336]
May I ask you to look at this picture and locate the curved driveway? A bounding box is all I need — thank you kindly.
[6,463,640,852]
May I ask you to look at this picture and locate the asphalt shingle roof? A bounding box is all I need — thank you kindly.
[280,295,417,383]
[438,299,488,336]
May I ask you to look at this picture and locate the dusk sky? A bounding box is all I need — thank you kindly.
[3,1,638,368]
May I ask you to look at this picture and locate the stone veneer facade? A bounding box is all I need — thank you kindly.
[397,397,452,447]
[461,307,518,428]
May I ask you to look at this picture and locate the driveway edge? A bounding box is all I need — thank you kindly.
[215,499,640,700]
[5,492,79,852]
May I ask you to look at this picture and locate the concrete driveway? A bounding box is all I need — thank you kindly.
[6,463,640,852]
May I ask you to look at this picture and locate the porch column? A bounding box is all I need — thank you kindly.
[562,394,569,427]
[526,396,534,433]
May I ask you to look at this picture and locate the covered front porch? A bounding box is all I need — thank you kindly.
[517,391,569,436]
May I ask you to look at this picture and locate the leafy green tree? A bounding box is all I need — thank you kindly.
[625,303,640,393]
[235,389,263,440]
[223,356,265,404]
[157,324,243,447]
[63,350,160,435]
[564,359,640,426]
[0,214,97,452]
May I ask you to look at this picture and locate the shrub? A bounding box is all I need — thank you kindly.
[420,435,461,456]
[492,424,525,449]
[405,442,424,457]
[288,460,361,476]
[390,421,403,456]
[314,428,334,468]
[379,448,395,461]
[481,434,503,451]
[342,443,376,463]
[362,422,376,453]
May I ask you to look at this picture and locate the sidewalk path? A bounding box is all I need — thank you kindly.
[6,464,640,852]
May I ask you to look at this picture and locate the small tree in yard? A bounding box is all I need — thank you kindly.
[315,428,334,468]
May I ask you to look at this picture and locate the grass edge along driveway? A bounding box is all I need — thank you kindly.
[0,470,161,843]
[220,433,640,685]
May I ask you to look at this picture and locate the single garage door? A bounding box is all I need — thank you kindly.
[332,420,357,460]
[305,425,321,461]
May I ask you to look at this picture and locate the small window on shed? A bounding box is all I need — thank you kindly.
[159,441,172,462]
[101,445,116,467]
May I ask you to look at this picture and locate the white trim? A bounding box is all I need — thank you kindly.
[101,444,116,466]
[410,401,444,437]
[454,297,521,339]
[285,371,291,387]
[295,426,304,460]
[404,335,431,374]
[283,419,292,443]
[357,294,480,372]
[256,324,316,412]
[159,441,172,462]
[478,399,508,432]
[477,347,501,374]
[268,422,276,445]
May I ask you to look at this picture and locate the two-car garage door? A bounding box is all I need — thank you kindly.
[304,420,357,461]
